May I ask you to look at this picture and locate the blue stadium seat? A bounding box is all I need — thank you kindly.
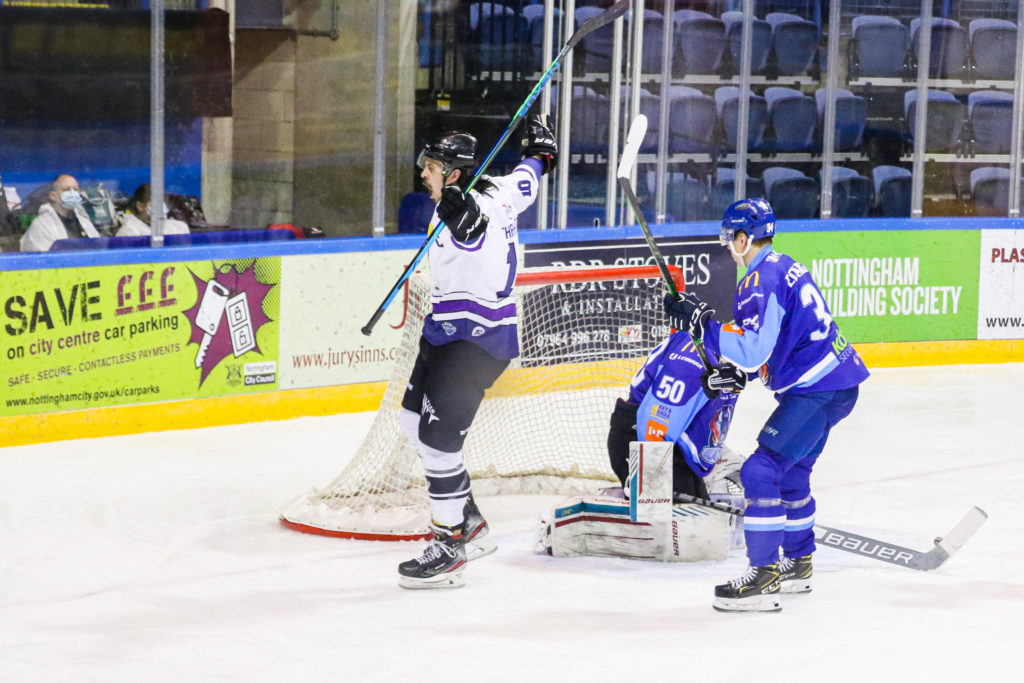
[765,87,816,152]
[633,9,667,73]
[762,166,817,218]
[522,5,569,73]
[711,167,766,218]
[621,86,661,154]
[766,12,819,76]
[660,172,713,222]
[969,19,1017,80]
[849,15,909,78]
[551,85,609,155]
[820,167,873,218]
[576,6,614,73]
[715,86,769,152]
[910,17,967,79]
[721,11,772,74]
[970,167,1018,217]
[398,192,435,234]
[904,89,964,153]
[815,88,867,151]
[673,9,727,75]
[667,85,717,153]
[872,165,912,217]
[968,90,1013,154]
[469,3,528,73]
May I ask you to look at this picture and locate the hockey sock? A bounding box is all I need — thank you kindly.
[740,450,786,566]
[399,408,422,447]
[420,443,471,527]
[782,493,816,558]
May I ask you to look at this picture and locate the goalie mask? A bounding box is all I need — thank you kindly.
[417,132,478,178]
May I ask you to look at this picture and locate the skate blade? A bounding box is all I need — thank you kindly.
[712,595,782,613]
[398,572,466,590]
[781,580,812,594]
[466,537,498,561]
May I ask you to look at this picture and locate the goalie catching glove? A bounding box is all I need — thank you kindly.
[437,186,489,242]
[700,362,747,399]
[521,113,558,175]
[663,292,715,340]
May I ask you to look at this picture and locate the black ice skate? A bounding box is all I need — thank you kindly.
[713,563,782,613]
[398,523,467,590]
[778,554,813,594]
[463,496,498,561]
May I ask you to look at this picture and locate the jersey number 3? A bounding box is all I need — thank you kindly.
[800,283,833,341]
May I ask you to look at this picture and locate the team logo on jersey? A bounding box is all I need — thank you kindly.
[709,404,734,447]
[441,322,457,336]
[501,202,515,220]
[472,326,485,337]
[651,404,672,421]
[645,419,668,441]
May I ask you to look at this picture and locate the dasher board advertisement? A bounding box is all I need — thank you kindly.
[978,229,1024,341]
[2,258,280,417]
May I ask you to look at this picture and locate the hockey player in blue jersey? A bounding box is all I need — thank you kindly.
[396,116,557,589]
[664,197,869,612]
[607,330,747,502]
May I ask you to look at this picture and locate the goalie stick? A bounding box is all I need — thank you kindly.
[615,114,714,372]
[674,494,988,572]
[362,0,631,336]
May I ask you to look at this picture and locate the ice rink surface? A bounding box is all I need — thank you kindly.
[1,364,1020,682]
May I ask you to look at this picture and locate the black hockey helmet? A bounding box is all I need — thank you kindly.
[417,131,478,177]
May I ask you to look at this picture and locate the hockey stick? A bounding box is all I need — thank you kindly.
[361,0,631,336]
[615,114,714,371]
[675,494,988,572]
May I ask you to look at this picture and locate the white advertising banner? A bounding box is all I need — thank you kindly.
[977,229,1024,340]
[278,249,421,389]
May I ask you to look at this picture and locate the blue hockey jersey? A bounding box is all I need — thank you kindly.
[704,246,869,394]
[631,332,738,478]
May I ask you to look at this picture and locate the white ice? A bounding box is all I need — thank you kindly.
[1,364,1020,682]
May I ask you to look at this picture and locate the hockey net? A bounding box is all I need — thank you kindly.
[279,264,684,540]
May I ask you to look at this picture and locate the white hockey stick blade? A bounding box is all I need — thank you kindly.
[616,114,648,180]
[923,505,988,570]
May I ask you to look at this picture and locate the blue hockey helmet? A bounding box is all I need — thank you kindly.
[719,197,776,246]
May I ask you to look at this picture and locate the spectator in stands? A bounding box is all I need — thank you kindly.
[116,183,190,237]
[20,175,100,252]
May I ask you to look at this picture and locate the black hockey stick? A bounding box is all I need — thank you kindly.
[616,115,714,371]
[361,0,630,336]
[675,494,988,571]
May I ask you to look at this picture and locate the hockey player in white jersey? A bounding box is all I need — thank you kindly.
[397,116,557,589]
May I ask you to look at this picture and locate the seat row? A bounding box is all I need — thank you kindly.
[905,89,1016,154]
[849,15,1018,80]
[466,3,821,77]
[557,84,866,155]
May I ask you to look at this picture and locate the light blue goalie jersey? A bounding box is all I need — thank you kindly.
[422,159,542,360]
[704,246,870,394]
[630,332,738,478]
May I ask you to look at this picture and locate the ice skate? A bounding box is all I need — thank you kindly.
[463,496,497,561]
[778,554,813,594]
[398,523,467,590]
[712,563,782,613]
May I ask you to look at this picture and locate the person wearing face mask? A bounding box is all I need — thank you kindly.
[20,175,101,252]
[115,183,190,238]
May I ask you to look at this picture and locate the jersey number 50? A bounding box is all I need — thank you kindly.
[655,375,686,403]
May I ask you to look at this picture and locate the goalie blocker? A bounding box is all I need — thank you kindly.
[536,442,745,562]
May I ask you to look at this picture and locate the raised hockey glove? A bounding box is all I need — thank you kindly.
[437,186,489,242]
[521,113,558,175]
[700,362,747,399]
[663,292,715,340]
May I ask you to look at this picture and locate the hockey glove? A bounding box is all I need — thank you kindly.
[521,113,558,175]
[663,292,715,340]
[437,186,489,243]
[700,362,747,399]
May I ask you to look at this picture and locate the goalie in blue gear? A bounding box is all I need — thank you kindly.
[664,197,869,612]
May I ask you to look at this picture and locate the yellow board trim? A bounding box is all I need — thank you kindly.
[3,339,1023,449]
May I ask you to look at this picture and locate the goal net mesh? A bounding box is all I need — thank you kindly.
[280,265,680,540]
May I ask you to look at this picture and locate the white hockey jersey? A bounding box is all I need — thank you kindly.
[422,159,541,360]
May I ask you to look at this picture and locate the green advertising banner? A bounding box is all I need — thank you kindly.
[775,230,979,343]
[2,257,280,417]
